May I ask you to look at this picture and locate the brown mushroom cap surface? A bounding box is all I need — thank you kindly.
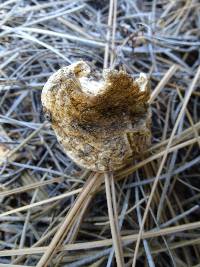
[41,61,151,172]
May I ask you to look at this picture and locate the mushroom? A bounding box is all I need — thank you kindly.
[41,61,151,172]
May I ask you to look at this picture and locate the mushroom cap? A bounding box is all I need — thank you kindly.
[41,61,151,172]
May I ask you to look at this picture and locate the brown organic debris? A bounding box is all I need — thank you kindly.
[41,61,151,172]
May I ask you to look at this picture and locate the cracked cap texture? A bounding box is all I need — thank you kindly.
[41,61,151,172]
